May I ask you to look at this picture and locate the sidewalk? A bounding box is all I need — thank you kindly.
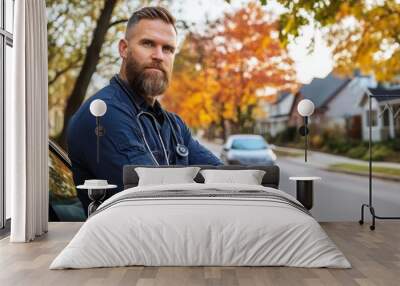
[272,145,400,169]
[272,145,400,181]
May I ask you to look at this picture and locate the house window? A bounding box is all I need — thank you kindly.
[366,110,377,127]
[383,109,390,127]
[1,0,15,229]
[394,104,400,137]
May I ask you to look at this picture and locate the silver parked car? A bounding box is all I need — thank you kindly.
[220,134,277,165]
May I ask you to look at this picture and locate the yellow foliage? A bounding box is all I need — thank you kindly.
[164,2,297,133]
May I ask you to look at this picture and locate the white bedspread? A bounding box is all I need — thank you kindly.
[50,183,351,269]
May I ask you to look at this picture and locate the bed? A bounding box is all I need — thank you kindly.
[50,165,351,269]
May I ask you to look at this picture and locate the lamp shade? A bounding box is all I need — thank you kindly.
[90,99,107,117]
[297,99,315,117]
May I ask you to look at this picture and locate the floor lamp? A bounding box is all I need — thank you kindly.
[297,99,315,162]
[359,89,400,230]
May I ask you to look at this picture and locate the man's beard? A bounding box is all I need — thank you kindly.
[125,55,169,98]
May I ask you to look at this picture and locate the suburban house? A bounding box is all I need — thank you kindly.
[323,75,376,139]
[256,92,295,137]
[260,72,377,140]
[358,87,400,142]
[288,72,352,132]
[259,71,400,143]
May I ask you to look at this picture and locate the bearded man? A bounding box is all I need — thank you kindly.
[67,6,222,216]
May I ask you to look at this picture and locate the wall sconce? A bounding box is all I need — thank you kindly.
[89,99,107,163]
[297,99,315,162]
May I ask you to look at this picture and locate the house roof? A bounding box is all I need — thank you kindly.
[269,92,295,118]
[275,92,292,104]
[299,72,351,108]
[368,88,400,102]
[358,87,400,106]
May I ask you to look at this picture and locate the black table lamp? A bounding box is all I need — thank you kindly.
[89,99,107,163]
[297,99,315,162]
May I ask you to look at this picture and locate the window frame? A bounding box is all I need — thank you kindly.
[1,0,14,231]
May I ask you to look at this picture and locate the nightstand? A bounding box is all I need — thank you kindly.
[77,181,117,216]
[289,177,321,210]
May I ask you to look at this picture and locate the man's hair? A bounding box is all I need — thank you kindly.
[125,6,177,38]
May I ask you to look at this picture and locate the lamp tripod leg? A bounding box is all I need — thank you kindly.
[359,203,366,225]
[370,206,376,231]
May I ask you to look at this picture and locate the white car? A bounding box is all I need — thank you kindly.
[220,134,277,165]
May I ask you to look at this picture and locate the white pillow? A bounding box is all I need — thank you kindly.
[135,167,201,186]
[200,169,266,185]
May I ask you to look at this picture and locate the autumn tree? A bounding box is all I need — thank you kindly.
[47,0,174,148]
[256,0,400,82]
[163,2,297,139]
[163,32,221,133]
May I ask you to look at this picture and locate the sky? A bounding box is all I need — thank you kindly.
[88,0,334,95]
[170,0,333,84]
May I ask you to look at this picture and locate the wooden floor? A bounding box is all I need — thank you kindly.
[0,222,399,286]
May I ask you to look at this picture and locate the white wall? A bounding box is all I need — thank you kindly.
[361,98,383,142]
[326,77,372,125]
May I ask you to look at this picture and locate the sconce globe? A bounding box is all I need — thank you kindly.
[297,99,315,117]
[90,99,107,117]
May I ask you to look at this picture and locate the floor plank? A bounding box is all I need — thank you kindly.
[0,222,399,286]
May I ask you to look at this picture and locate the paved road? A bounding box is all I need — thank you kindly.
[199,138,400,222]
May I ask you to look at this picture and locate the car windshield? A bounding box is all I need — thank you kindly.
[231,138,268,150]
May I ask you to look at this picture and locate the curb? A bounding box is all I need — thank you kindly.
[325,167,400,182]
[272,145,400,169]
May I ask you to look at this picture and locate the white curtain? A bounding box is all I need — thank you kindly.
[6,0,49,242]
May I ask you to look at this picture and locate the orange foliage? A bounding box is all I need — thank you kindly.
[163,2,297,135]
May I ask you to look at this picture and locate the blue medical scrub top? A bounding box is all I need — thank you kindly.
[67,76,222,215]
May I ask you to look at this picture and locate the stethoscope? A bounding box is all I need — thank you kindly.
[114,75,189,165]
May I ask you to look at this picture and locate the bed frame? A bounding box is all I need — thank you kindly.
[123,165,280,190]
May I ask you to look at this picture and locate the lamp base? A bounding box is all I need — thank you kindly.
[95,126,106,136]
[299,126,309,136]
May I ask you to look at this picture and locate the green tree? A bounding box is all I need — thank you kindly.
[47,0,173,148]
[226,0,400,81]
[255,0,400,82]
[47,0,124,148]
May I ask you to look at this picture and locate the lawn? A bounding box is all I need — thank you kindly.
[328,163,400,177]
[273,149,303,158]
